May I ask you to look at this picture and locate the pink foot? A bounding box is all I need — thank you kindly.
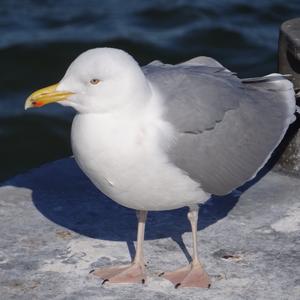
[160,263,211,288]
[90,262,146,284]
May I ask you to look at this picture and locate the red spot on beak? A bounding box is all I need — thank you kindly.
[32,101,44,107]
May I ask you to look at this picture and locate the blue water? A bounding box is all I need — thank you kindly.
[1,0,300,179]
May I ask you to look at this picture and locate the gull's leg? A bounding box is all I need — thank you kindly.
[160,206,211,288]
[91,210,148,284]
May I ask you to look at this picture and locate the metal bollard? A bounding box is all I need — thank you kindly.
[276,18,300,176]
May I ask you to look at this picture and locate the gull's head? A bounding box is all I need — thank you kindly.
[25,48,150,113]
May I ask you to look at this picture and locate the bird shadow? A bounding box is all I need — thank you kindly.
[3,152,280,263]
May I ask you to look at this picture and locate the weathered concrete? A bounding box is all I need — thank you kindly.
[0,158,299,299]
[276,18,300,176]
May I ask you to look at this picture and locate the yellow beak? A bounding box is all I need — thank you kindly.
[25,83,74,110]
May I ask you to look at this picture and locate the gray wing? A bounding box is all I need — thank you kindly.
[143,59,243,133]
[143,58,296,195]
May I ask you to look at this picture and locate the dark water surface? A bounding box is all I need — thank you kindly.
[1,0,300,180]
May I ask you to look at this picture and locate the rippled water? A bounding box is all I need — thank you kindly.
[1,0,300,180]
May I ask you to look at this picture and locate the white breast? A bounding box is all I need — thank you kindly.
[71,106,208,211]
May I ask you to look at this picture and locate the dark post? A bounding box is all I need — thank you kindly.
[276,18,300,176]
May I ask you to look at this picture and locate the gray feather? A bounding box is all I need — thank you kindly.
[143,63,242,133]
[143,59,296,195]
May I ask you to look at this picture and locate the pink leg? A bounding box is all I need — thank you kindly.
[160,206,211,288]
[90,210,148,284]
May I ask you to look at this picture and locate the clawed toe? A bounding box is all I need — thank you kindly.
[90,263,146,284]
[161,263,211,288]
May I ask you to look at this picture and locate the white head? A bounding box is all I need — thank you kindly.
[25,48,151,114]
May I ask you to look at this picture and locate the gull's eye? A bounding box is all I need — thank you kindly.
[90,79,100,85]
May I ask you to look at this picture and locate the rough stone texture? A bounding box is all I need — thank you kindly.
[276,17,300,177]
[0,158,299,300]
[276,128,300,176]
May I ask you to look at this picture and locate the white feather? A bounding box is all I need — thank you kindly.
[59,48,208,211]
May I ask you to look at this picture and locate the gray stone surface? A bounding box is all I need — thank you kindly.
[0,158,299,300]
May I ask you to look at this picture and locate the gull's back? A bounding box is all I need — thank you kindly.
[143,58,296,195]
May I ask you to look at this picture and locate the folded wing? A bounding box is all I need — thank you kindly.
[143,58,296,195]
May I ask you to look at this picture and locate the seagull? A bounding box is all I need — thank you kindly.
[25,48,296,288]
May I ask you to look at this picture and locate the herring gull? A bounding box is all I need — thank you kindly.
[25,48,296,288]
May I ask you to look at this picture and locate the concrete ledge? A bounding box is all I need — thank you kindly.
[0,158,299,299]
